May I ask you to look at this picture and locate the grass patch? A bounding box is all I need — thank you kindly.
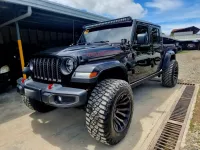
[190,87,200,131]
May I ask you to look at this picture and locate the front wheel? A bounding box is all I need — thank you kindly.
[86,79,134,145]
[162,60,179,87]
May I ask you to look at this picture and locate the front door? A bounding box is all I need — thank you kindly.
[128,23,161,83]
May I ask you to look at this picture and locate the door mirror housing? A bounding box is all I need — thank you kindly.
[137,33,148,45]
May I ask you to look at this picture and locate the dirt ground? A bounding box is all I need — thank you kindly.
[177,50,200,84]
[177,50,200,150]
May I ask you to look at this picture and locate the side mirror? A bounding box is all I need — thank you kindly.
[137,33,148,45]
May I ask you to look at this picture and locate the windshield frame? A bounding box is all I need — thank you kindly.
[77,21,134,45]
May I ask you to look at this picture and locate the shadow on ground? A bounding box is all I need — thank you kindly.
[29,81,176,150]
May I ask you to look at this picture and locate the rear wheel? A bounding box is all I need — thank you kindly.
[162,60,178,87]
[23,96,56,113]
[86,79,134,145]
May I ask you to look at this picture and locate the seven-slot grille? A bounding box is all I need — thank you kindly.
[32,58,62,82]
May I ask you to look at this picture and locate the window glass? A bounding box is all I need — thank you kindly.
[79,26,132,44]
[152,28,160,43]
[135,25,149,44]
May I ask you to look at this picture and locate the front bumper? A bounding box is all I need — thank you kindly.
[0,72,10,89]
[17,78,88,108]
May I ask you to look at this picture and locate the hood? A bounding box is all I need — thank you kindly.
[36,43,124,61]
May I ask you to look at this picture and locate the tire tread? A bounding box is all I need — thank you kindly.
[86,79,133,145]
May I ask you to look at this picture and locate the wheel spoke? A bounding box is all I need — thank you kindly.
[114,115,126,126]
[114,118,122,130]
[118,95,129,103]
[117,100,130,107]
[113,92,131,133]
[117,108,130,112]
[116,110,127,117]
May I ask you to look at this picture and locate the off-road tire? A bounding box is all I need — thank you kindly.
[86,79,134,145]
[22,96,56,113]
[162,60,178,87]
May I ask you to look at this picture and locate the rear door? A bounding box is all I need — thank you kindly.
[150,26,162,72]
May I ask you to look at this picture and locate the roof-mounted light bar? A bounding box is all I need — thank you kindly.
[84,16,133,29]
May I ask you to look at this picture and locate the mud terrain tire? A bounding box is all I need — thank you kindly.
[162,60,179,87]
[86,79,134,145]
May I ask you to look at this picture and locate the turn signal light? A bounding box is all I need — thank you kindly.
[89,72,98,78]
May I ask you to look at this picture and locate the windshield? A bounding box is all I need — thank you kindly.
[78,25,132,44]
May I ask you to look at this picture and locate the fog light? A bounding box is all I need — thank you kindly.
[54,96,63,104]
[54,95,76,104]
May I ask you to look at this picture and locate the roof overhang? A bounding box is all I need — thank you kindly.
[0,0,109,31]
[171,26,200,34]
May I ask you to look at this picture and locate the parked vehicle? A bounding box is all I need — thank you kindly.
[176,42,183,51]
[0,63,10,91]
[17,17,178,145]
[187,43,196,50]
[0,44,19,91]
[163,43,182,53]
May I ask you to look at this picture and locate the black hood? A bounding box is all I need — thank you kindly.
[36,43,124,61]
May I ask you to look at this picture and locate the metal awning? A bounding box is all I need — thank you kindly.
[0,0,108,31]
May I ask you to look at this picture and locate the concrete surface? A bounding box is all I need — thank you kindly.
[0,81,182,150]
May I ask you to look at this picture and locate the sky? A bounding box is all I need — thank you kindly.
[48,0,200,35]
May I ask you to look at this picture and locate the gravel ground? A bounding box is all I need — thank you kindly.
[177,50,200,150]
[182,91,200,150]
[177,50,200,84]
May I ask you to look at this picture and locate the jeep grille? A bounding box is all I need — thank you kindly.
[32,58,62,82]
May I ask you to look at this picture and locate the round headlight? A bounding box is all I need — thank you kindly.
[66,59,74,72]
[61,58,77,75]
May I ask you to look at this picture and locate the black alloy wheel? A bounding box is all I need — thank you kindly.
[113,92,132,133]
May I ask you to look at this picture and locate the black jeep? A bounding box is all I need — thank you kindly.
[17,17,178,145]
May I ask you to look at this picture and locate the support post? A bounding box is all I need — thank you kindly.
[15,22,26,79]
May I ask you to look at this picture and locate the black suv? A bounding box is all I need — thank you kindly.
[17,17,179,145]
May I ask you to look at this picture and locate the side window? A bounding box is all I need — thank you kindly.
[135,25,149,45]
[151,27,160,44]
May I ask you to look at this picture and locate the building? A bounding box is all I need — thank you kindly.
[170,26,200,50]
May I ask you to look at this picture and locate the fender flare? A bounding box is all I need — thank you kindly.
[71,60,128,83]
[161,50,176,70]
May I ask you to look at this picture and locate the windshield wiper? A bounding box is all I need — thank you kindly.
[77,42,91,45]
